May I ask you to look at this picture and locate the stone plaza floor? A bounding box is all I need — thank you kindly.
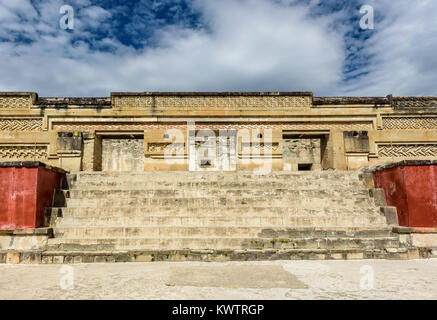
[1,259,437,300]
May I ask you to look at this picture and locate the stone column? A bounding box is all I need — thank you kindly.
[56,131,83,171]
[331,130,347,170]
[82,132,101,171]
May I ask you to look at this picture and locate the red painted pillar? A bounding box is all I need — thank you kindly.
[373,161,437,227]
[403,165,437,227]
[0,162,64,230]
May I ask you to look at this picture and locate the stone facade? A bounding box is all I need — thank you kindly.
[1,91,436,172]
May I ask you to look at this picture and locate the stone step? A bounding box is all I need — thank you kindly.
[53,226,263,238]
[72,180,365,190]
[256,226,394,238]
[75,176,361,184]
[75,171,359,178]
[40,247,413,263]
[46,235,401,251]
[74,172,361,182]
[39,170,404,262]
[64,196,374,208]
[65,188,370,199]
[53,214,387,228]
[52,224,391,238]
[51,205,381,216]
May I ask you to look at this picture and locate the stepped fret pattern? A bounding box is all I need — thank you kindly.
[0,118,43,131]
[0,145,47,160]
[378,144,437,157]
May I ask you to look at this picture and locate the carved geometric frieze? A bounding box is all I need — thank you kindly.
[147,142,185,154]
[241,142,280,153]
[377,144,437,158]
[112,96,154,108]
[0,145,48,161]
[0,118,43,131]
[382,117,437,130]
[52,122,372,131]
[113,96,312,110]
[0,96,32,109]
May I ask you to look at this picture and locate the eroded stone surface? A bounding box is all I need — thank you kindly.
[1,259,437,299]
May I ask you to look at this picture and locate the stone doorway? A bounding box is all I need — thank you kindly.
[189,130,237,171]
[101,134,144,171]
[282,134,328,171]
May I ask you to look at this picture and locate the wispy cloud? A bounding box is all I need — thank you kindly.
[0,0,435,96]
[342,0,437,96]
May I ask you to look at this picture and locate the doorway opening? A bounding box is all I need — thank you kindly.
[282,132,329,171]
[189,129,237,171]
[97,133,144,172]
[298,163,313,171]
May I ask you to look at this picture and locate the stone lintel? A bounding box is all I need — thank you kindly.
[393,226,437,234]
[0,161,68,174]
[0,227,53,236]
[363,160,437,173]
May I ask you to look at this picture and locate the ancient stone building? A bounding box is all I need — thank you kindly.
[1,91,436,171]
[1,91,437,263]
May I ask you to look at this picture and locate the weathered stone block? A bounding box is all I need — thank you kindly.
[94,256,107,263]
[57,132,83,152]
[380,206,399,225]
[344,131,370,153]
[408,248,420,259]
[106,256,116,263]
[21,252,41,264]
[410,233,437,247]
[53,256,64,264]
[42,256,53,264]
[346,252,364,260]
[370,188,387,207]
[73,256,83,264]
[6,252,20,264]
[330,253,345,260]
[82,255,95,263]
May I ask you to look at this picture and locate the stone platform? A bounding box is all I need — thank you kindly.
[2,170,428,263]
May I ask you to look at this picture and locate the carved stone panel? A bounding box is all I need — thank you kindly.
[101,138,144,171]
[283,138,321,171]
[188,130,237,171]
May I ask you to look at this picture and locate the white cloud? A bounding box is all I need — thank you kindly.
[0,0,343,96]
[343,0,437,96]
[0,0,435,97]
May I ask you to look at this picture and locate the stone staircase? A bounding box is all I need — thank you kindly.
[43,171,410,263]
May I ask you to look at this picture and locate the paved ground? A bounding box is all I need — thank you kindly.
[1,259,437,299]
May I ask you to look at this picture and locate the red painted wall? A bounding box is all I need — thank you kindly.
[0,166,62,229]
[373,165,437,227]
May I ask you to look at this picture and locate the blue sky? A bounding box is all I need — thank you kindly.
[0,0,436,97]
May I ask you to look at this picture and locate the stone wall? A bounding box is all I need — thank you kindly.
[0,91,436,172]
